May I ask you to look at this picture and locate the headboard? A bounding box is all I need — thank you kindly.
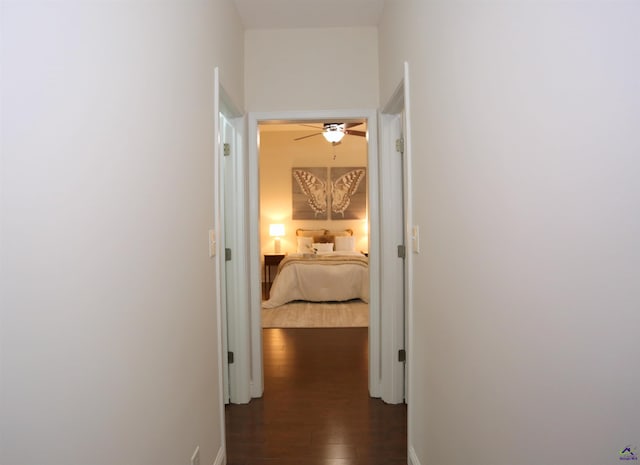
[296,228,353,243]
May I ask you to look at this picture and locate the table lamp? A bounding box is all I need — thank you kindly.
[269,224,285,253]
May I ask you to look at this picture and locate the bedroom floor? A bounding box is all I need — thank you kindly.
[225,328,407,465]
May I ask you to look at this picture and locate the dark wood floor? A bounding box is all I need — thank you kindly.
[225,328,407,465]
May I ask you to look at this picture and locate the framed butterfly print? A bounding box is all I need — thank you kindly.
[292,167,367,220]
[292,167,329,219]
[329,167,366,219]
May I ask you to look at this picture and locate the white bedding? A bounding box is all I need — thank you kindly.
[262,251,369,308]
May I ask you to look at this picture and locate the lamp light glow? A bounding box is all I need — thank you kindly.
[269,224,285,237]
[269,224,285,253]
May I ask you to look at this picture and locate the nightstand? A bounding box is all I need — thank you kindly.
[263,253,286,298]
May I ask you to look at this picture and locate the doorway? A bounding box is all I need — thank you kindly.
[223,107,409,464]
[258,119,369,312]
[247,109,384,399]
[214,100,410,405]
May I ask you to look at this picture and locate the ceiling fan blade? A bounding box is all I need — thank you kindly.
[294,132,323,141]
[345,122,364,129]
[300,124,324,130]
[345,130,366,137]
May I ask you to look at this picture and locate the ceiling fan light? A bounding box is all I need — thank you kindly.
[322,126,345,143]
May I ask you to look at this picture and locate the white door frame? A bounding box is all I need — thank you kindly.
[247,108,382,398]
[378,110,406,404]
[381,61,416,459]
[213,68,250,407]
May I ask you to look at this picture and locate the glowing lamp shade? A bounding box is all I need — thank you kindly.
[269,224,285,253]
[269,224,285,237]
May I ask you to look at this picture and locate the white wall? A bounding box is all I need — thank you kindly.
[245,27,379,111]
[379,2,640,464]
[259,128,369,259]
[0,1,244,464]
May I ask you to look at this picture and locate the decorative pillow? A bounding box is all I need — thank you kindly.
[313,234,335,244]
[296,236,313,253]
[312,242,334,253]
[334,235,356,252]
[327,229,353,237]
[296,228,327,237]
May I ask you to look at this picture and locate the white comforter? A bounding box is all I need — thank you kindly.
[262,252,369,308]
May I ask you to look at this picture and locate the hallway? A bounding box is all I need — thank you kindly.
[225,328,407,464]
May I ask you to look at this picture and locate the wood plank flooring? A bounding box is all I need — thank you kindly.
[225,328,407,465]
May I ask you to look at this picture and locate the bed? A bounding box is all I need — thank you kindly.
[262,228,369,308]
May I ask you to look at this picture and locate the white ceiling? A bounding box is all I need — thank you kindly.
[232,0,385,29]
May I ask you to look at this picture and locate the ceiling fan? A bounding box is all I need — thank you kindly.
[294,122,366,145]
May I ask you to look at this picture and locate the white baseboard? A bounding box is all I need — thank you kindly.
[212,445,225,465]
[409,445,421,465]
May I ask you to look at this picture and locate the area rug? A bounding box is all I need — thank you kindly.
[261,300,369,328]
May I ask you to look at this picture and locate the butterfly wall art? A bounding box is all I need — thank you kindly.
[292,167,366,220]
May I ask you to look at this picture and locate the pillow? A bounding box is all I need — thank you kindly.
[296,236,313,253]
[312,234,334,244]
[327,229,353,237]
[312,242,334,253]
[334,235,356,252]
[296,228,327,237]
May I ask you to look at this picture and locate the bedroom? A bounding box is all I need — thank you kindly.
[258,120,370,327]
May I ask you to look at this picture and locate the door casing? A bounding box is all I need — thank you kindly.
[213,68,249,405]
[247,109,383,398]
[381,61,416,457]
